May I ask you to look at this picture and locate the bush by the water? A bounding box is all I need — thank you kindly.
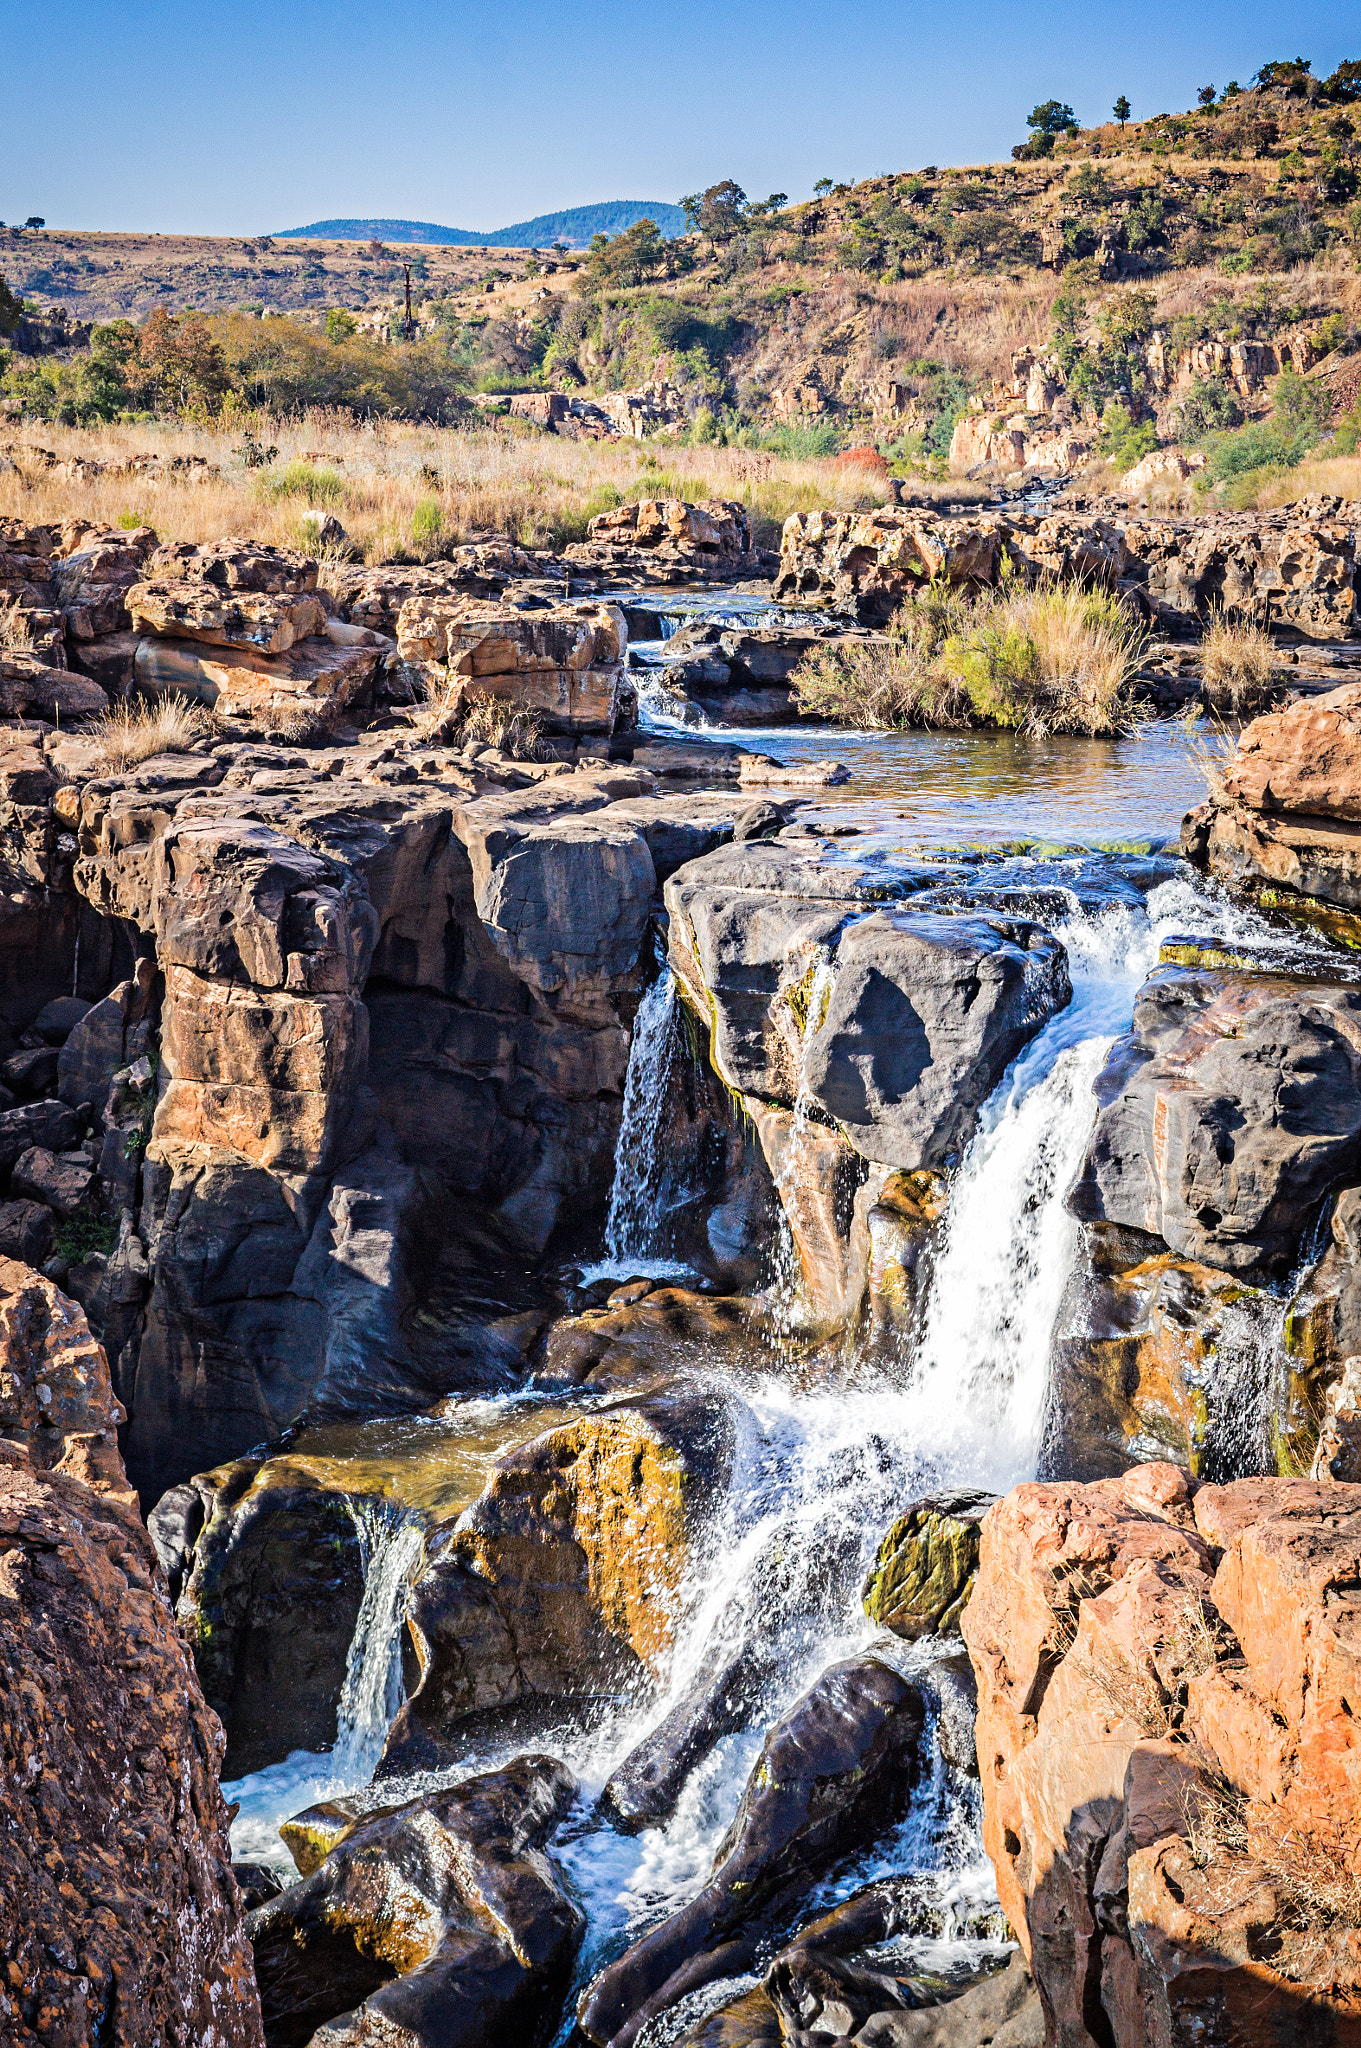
[792,577,1146,736]
[1198,613,1278,715]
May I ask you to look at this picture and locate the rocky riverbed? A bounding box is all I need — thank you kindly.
[3,503,1361,2047]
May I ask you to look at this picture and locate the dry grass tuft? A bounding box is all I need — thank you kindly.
[1199,614,1278,716]
[1182,1771,1361,1937]
[0,603,37,652]
[89,694,214,770]
[412,683,548,760]
[792,576,1146,736]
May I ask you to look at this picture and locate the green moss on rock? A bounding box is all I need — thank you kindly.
[862,1490,994,1639]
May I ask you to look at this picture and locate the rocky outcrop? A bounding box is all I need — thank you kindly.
[394,596,627,735]
[571,498,762,585]
[52,731,741,1500]
[379,1390,733,1777]
[775,504,1358,637]
[962,1465,1361,2048]
[863,1489,994,1638]
[1187,683,1361,918]
[664,841,1068,1324]
[0,1259,263,2046]
[248,1755,583,2048]
[578,1655,926,2048]
[1069,965,1361,1280]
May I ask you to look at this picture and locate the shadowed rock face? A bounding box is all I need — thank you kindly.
[248,1755,583,2048]
[962,1465,1361,2048]
[577,1655,926,2048]
[0,1259,263,2046]
[52,736,740,1501]
[1069,966,1361,1280]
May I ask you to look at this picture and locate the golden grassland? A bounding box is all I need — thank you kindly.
[0,412,932,559]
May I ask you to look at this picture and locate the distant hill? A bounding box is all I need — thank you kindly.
[276,203,687,250]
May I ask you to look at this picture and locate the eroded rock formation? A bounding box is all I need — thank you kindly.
[0,1259,262,2045]
[962,1465,1361,2047]
[775,503,1358,638]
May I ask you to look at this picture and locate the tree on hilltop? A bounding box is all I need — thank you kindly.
[1197,85,1216,107]
[584,216,666,287]
[1113,95,1131,128]
[698,181,748,240]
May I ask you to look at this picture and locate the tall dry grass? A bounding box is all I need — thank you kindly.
[792,577,1146,736]
[89,696,215,769]
[1199,614,1278,715]
[0,412,893,562]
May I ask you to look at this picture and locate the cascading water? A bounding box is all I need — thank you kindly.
[542,869,1309,2022]
[331,1505,427,1785]
[225,1502,424,1867]
[599,971,688,1276]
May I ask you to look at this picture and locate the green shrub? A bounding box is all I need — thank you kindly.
[258,459,345,505]
[1097,403,1159,470]
[411,497,443,549]
[1175,377,1243,439]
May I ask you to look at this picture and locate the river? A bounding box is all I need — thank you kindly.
[225,606,1328,2042]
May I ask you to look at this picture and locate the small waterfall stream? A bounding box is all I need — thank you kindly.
[331,1505,427,1787]
[225,1503,424,1866]
[600,971,687,1276]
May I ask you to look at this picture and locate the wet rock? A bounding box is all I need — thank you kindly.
[865,1168,948,1336]
[0,1259,264,2045]
[666,845,1068,1176]
[926,1650,979,1778]
[863,1490,994,1638]
[732,798,788,842]
[1070,966,1361,1279]
[248,1755,583,2048]
[802,912,1068,1170]
[537,1289,762,1392]
[1047,1228,1269,1479]
[380,1392,732,1778]
[747,1100,871,1329]
[963,1465,1361,2047]
[600,1641,779,1833]
[173,1455,369,1776]
[577,1655,926,2048]
[234,1862,285,1912]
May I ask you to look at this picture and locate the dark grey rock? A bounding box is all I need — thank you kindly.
[1069,968,1361,1277]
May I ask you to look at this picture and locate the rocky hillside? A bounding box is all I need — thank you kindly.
[5,54,1359,466]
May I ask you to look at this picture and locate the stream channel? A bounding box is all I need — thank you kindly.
[224,590,1337,2041]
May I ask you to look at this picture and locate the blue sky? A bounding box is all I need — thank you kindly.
[5,1,1357,235]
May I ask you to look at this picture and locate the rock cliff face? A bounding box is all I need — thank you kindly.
[774,504,1358,638]
[0,1258,262,2045]
[1186,682,1361,917]
[56,734,738,1502]
[962,1466,1361,2048]
[663,839,1068,1325]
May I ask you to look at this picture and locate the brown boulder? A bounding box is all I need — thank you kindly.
[248,1755,583,2048]
[962,1466,1361,2047]
[380,1392,732,1777]
[128,577,326,652]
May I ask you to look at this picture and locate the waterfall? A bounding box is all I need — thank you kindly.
[594,971,692,1280]
[330,1503,426,1787]
[223,1500,424,1867]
